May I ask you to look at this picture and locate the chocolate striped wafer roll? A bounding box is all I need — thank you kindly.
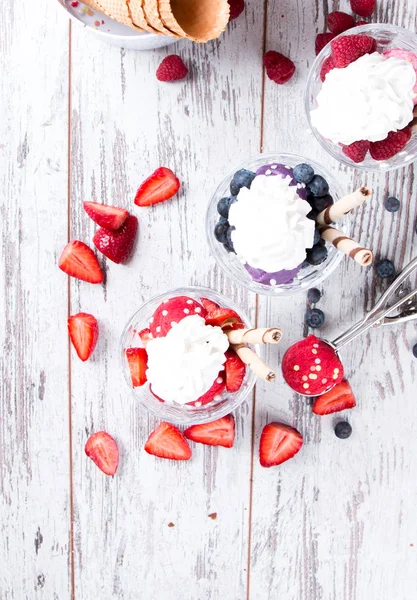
[226,327,282,345]
[317,187,372,226]
[320,225,373,266]
[232,344,276,382]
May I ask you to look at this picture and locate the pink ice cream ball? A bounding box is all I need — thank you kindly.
[383,49,417,102]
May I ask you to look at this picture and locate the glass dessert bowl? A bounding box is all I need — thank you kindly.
[306,24,417,172]
[120,286,262,425]
[206,152,350,296]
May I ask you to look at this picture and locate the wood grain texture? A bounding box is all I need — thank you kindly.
[0,1,71,598]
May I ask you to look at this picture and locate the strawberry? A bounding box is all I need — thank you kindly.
[68,312,99,361]
[327,11,355,35]
[350,0,376,18]
[369,128,412,160]
[315,33,336,56]
[125,347,148,387]
[312,379,356,415]
[93,214,138,264]
[156,55,188,82]
[224,350,246,393]
[58,240,103,284]
[138,328,153,345]
[186,373,226,406]
[134,167,180,207]
[263,51,296,84]
[330,34,376,68]
[85,431,119,476]
[259,423,303,468]
[320,55,336,81]
[205,308,243,329]
[341,140,370,163]
[228,0,245,20]
[200,297,220,313]
[83,201,129,231]
[144,422,192,461]
[184,414,235,448]
[150,296,207,338]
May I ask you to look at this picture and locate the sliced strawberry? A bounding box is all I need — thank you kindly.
[201,297,220,313]
[138,328,153,345]
[187,372,226,406]
[144,422,192,460]
[369,128,412,161]
[125,347,148,387]
[93,214,138,264]
[83,201,129,231]
[184,414,235,448]
[150,296,207,338]
[58,240,103,284]
[134,167,180,207]
[68,312,99,361]
[85,431,119,476]
[312,379,356,415]
[224,350,246,392]
[259,422,303,468]
[205,308,243,329]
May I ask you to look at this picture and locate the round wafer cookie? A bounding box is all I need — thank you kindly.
[158,0,230,42]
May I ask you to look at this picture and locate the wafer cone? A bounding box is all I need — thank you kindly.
[142,0,180,35]
[158,0,230,42]
[127,0,160,32]
[97,0,144,30]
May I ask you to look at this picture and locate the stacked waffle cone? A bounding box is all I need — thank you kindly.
[82,0,230,42]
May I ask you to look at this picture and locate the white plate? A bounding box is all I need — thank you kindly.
[57,0,180,50]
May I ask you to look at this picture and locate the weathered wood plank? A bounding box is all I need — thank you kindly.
[0,1,71,598]
[68,3,264,597]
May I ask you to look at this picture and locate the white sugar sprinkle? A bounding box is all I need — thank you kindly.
[194,401,202,407]
[265,169,272,175]
[170,321,177,327]
[162,310,168,316]
[187,299,193,304]
[195,307,201,313]
[270,279,277,286]
[271,164,277,169]
[214,395,222,402]
[183,308,190,314]
[156,326,161,333]
[216,377,223,384]
[315,358,321,364]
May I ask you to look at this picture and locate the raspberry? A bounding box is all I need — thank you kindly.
[341,140,370,163]
[228,0,245,20]
[350,0,376,18]
[156,55,188,82]
[315,33,336,56]
[369,128,412,161]
[327,11,355,35]
[330,34,376,68]
[320,55,336,81]
[264,51,295,84]
[355,20,369,25]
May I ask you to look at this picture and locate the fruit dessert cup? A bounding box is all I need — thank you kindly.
[121,287,279,425]
[306,24,417,172]
[207,153,352,296]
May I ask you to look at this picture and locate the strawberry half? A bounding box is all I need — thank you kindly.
[259,422,303,468]
[83,201,129,231]
[186,372,226,406]
[312,379,356,415]
[58,240,103,284]
[224,350,246,392]
[68,312,99,361]
[205,308,243,329]
[144,422,192,461]
[85,431,119,476]
[134,167,180,207]
[126,347,148,387]
[150,296,207,338]
[93,214,138,264]
[184,414,235,448]
[200,297,220,313]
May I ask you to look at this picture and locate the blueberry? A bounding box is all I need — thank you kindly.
[311,194,333,213]
[384,196,400,213]
[376,259,395,279]
[334,421,352,439]
[223,226,235,253]
[307,288,321,304]
[413,343,417,358]
[293,163,315,184]
[306,244,328,266]
[308,175,329,197]
[313,227,321,246]
[230,169,256,196]
[305,308,325,328]
[217,197,232,219]
[307,209,319,221]
[214,219,229,244]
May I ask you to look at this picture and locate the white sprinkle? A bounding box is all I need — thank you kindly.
[271,164,277,169]
[164,299,169,304]
[214,395,222,402]
[313,343,319,348]
[149,317,154,323]
[162,310,168,316]
[156,326,161,333]
[270,279,277,286]
[183,308,190,314]
[265,169,272,175]
[194,401,202,407]
[216,377,223,384]
[315,358,321,364]
[187,299,193,305]
[170,321,177,327]
[322,378,327,384]
[195,307,201,313]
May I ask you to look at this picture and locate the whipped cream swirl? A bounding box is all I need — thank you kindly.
[146,315,229,405]
[228,174,315,272]
[310,53,416,145]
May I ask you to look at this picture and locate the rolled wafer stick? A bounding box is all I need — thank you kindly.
[232,344,276,382]
[317,187,372,226]
[320,225,373,266]
[226,327,282,345]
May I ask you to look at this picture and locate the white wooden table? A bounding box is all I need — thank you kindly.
[1,1,417,598]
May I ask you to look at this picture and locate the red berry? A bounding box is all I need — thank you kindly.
[68,312,99,362]
[150,296,207,338]
[341,140,370,163]
[134,167,180,207]
[355,20,369,25]
[350,0,376,18]
[184,415,235,448]
[259,423,303,468]
[330,34,376,68]
[144,422,192,461]
[263,51,296,84]
[58,240,103,284]
[93,214,138,264]
[312,380,356,415]
[125,347,148,387]
[228,0,245,20]
[85,432,119,476]
[315,33,336,56]
[369,128,412,161]
[320,55,336,81]
[224,350,246,393]
[156,55,188,82]
[327,11,355,35]
[83,201,129,231]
